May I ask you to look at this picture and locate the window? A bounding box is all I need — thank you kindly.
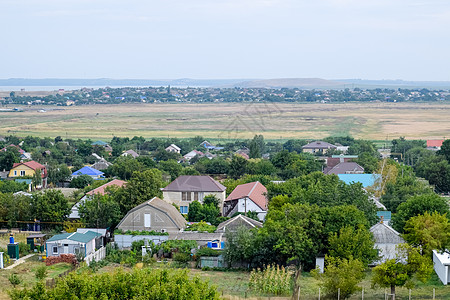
[194,192,199,201]
[52,246,58,254]
[144,213,151,228]
[180,206,188,214]
[182,192,191,201]
[20,170,26,176]
[14,170,17,176]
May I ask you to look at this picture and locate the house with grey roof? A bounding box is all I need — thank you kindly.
[162,175,226,215]
[46,230,102,258]
[165,144,181,154]
[216,214,263,233]
[302,141,337,154]
[116,197,187,233]
[91,158,112,171]
[323,162,364,175]
[122,149,139,158]
[370,221,405,265]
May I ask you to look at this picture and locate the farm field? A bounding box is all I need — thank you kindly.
[0,102,449,140]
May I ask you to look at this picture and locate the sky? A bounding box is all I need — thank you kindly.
[1,0,450,81]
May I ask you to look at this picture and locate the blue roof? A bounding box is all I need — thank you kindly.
[338,174,381,188]
[72,166,104,176]
[377,211,392,220]
[92,140,108,146]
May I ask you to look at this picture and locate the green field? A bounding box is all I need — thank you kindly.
[0,102,449,140]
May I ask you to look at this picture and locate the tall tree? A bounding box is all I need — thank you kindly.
[78,194,122,228]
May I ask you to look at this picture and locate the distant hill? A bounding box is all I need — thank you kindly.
[233,78,347,89]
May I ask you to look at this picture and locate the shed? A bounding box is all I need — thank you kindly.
[370,221,405,264]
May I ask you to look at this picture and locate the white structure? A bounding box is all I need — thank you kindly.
[370,222,405,265]
[46,230,102,258]
[165,144,181,154]
[433,250,450,285]
[223,181,268,221]
[0,252,3,269]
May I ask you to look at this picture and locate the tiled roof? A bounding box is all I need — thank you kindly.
[225,181,267,210]
[427,140,444,148]
[324,162,364,175]
[12,161,47,177]
[86,179,126,196]
[162,175,226,192]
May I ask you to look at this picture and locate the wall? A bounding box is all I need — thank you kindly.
[9,165,33,177]
[114,234,168,249]
[117,205,182,233]
[433,250,449,285]
[46,240,85,257]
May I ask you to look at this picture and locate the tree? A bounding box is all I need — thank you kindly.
[70,175,94,188]
[112,169,163,215]
[106,155,145,180]
[392,194,450,232]
[415,155,450,193]
[159,159,183,181]
[32,168,42,190]
[0,193,32,228]
[31,190,70,227]
[403,212,450,257]
[47,164,71,186]
[78,194,122,228]
[249,135,265,158]
[187,195,221,225]
[328,225,378,266]
[354,152,379,173]
[224,226,258,267]
[0,148,20,170]
[313,256,365,299]
[437,139,450,161]
[371,244,433,299]
[228,155,248,179]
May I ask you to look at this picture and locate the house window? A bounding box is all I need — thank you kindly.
[52,246,58,254]
[180,206,188,214]
[182,192,191,201]
[194,192,199,201]
[20,170,26,176]
[14,170,17,176]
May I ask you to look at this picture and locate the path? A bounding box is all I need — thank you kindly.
[4,253,35,270]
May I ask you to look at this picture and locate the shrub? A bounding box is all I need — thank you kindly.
[173,252,191,264]
[185,221,217,233]
[8,274,22,288]
[18,242,31,255]
[249,264,293,295]
[196,247,221,258]
[35,265,48,280]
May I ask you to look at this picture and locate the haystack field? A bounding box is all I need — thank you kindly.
[0,102,448,140]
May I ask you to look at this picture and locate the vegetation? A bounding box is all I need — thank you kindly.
[249,264,293,295]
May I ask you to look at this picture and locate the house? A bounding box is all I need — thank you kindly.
[432,250,450,285]
[91,140,112,152]
[200,141,224,151]
[0,169,8,180]
[427,139,444,151]
[71,166,104,180]
[165,144,181,154]
[337,174,381,188]
[168,232,224,247]
[376,211,391,226]
[46,230,102,258]
[370,221,405,264]
[162,175,226,214]
[116,197,187,233]
[325,155,358,169]
[183,150,204,161]
[91,153,102,161]
[324,162,364,175]
[76,228,109,249]
[1,144,32,160]
[121,149,139,158]
[91,158,112,171]
[69,179,126,219]
[8,161,48,188]
[302,141,337,154]
[223,181,268,221]
[216,214,263,233]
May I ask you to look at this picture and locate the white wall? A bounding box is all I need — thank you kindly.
[433,250,449,285]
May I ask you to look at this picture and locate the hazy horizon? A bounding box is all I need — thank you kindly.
[2,0,450,81]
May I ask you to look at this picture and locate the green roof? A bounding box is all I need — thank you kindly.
[92,140,108,146]
[46,231,101,244]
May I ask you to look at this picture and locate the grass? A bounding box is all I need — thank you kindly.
[0,102,449,140]
[0,255,72,299]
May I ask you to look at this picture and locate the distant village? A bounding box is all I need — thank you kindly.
[1,86,450,106]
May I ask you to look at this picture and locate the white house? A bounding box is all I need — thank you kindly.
[165,144,181,154]
[46,230,102,258]
[183,150,204,161]
[223,181,268,221]
[370,221,405,265]
[433,250,450,285]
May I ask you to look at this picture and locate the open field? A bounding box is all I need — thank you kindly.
[0,102,449,140]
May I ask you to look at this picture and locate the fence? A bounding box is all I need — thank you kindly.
[45,266,77,288]
[84,246,106,266]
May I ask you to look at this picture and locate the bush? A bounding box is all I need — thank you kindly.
[35,265,48,280]
[196,247,221,258]
[9,268,220,299]
[8,274,22,288]
[185,221,217,233]
[18,242,31,255]
[173,252,191,264]
[249,264,293,295]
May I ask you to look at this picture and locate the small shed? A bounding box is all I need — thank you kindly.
[26,234,46,252]
[433,250,450,285]
[370,221,405,264]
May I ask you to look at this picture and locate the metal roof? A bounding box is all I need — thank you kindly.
[162,175,226,192]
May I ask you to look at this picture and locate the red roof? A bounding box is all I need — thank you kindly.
[86,179,126,196]
[12,161,47,178]
[427,140,444,148]
[1,144,25,154]
[226,181,268,211]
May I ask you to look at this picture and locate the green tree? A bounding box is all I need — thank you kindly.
[112,169,163,215]
[159,159,183,181]
[224,226,257,267]
[437,139,450,161]
[328,225,378,266]
[313,256,365,299]
[403,212,450,257]
[392,194,450,232]
[31,190,70,226]
[415,155,450,193]
[0,148,20,170]
[228,155,248,179]
[371,244,433,299]
[47,164,71,186]
[70,174,94,188]
[78,194,122,228]
[32,168,43,190]
[249,135,265,158]
[106,155,145,180]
